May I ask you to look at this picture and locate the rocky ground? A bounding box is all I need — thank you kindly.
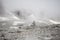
[0,21,60,40]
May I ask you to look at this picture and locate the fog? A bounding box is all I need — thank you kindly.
[2,0,60,21]
[0,0,60,40]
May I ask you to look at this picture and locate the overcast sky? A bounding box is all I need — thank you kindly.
[3,0,60,21]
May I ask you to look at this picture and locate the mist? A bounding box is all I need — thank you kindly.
[3,0,60,21]
[0,0,60,40]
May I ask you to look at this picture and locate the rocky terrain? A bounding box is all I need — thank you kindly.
[0,20,60,40]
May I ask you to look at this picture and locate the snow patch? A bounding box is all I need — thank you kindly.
[49,20,60,24]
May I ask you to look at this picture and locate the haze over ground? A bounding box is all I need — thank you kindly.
[2,0,60,21]
[0,0,60,40]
